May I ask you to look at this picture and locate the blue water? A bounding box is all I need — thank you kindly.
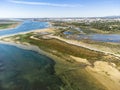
[0,44,61,90]
[64,31,73,35]
[88,34,120,43]
[78,34,120,43]
[63,27,120,43]
[0,21,61,89]
[0,20,49,36]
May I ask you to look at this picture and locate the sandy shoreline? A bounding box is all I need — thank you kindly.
[1,27,120,58]
[44,35,120,57]
[1,27,120,90]
[0,28,51,39]
[0,40,61,63]
[0,23,56,60]
[1,20,120,90]
[0,22,22,31]
[0,27,54,58]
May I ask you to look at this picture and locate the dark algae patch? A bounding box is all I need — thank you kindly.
[0,44,62,90]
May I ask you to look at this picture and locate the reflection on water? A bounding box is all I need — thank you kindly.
[0,44,61,90]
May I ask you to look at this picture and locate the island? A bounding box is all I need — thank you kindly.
[1,18,120,90]
[0,20,21,30]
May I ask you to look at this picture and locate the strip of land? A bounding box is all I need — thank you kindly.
[1,27,120,90]
[0,22,21,30]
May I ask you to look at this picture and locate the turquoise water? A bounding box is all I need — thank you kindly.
[0,20,49,36]
[0,44,61,90]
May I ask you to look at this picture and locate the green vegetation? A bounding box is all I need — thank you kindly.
[8,20,120,89]
[90,21,120,32]
[9,33,120,90]
[8,19,120,90]
[52,21,68,27]
[14,33,105,64]
[69,21,120,32]
[0,23,14,29]
[54,28,67,37]
[81,39,120,66]
[59,69,106,90]
[52,21,120,34]
[1,20,120,90]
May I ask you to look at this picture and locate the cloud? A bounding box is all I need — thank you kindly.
[9,0,81,7]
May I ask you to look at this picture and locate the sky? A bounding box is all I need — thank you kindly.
[0,0,120,18]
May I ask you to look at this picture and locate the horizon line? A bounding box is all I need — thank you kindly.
[0,15,120,19]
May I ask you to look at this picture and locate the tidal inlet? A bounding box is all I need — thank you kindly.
[0,0,120,90]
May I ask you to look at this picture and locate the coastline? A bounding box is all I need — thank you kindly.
[1,27,120,59]
[1,26,120,59]
[0,40,61,63]
[1,27,120,90]
[0,23,58,61]
[0,27,51,39]
[1,20,120,90]
[0,21,54,59]
[47,35,120,57]
[0,22,22,31]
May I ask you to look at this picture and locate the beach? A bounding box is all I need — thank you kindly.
[0,22,21,31]
[1,22,120,90]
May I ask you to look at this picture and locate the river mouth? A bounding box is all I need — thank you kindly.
[0,43,62,90]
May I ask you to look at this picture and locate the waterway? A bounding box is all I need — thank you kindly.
[0,20,61,90]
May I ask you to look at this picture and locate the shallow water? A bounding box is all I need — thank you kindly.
[77,34,120,43]
[0,44,61,90]
[0,21,61,90]
[89,34,120,43]
[64,30,120,43]
[63,27,120,43]
[0,20,49,36]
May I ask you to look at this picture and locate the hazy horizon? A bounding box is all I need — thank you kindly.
[0,0,120,18]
